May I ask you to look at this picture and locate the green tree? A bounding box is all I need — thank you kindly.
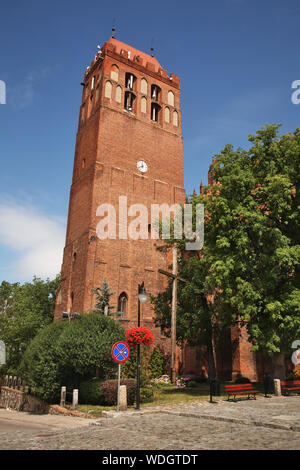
[0,275,60,371]
[151,124,300,378]
[92,278,115,315]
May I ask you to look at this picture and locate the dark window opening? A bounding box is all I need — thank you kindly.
[151,102,161,122]
[124,91,135,112]
[125,73,136,91]
[118,292,128,316]
[151,84,161,101]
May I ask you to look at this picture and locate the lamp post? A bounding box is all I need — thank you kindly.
[136,282,148,410]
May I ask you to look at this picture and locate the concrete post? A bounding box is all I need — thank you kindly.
[72,389,78,410]
[60,386,66,407]
[274,379,281,396]
[119,385,127,411]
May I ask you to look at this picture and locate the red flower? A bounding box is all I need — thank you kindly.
[126,327,154,347]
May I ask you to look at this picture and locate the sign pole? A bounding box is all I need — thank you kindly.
[117,363,121,412]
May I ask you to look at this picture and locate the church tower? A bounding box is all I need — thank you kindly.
[54,37,185,344]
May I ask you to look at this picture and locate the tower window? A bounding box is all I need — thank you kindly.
[124,91,135,112]
[167,90,175,106]
[115,85,122,103]
[125,73,136,91]
[173,110,178,127]
[118,292,128,316]
[104,81,112,99]
[140,78,148,95]
[141,96,147,114]
[164,107,170,123]
[151,102,161,122]
[110,64,119,82]
[151,84,161,101]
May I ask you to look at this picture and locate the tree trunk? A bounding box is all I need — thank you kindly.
[207,329,217,381]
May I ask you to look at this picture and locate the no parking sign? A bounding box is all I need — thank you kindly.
[112,341,130,412]
[112,341,130,363]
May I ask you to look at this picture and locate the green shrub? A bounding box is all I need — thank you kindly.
[20,312,126,403]
[234,376,251,384]
[121,346,151,386]
[19,321,68,402]
[79,378,104,405]
[186,380,198,388]
[149,347,167,379]
[101,379,136,405]
[140,386,154,403]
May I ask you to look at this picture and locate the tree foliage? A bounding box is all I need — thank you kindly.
[0,276,59,371]
[152,124,300,368]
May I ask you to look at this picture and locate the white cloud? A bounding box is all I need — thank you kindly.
[0,201,65,280]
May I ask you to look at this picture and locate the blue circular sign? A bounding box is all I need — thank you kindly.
[112,342,130,363]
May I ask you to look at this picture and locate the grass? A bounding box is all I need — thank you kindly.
[76,384,230,417]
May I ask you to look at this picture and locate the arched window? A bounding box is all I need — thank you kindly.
[125,73,136,91]
[140,78,148,95]
[141,96,147,114]
[151,102,161,122]
[110,64,119,82]
[124,91,135,112]
[173,110,178,127]
[168,91,175,106]
[118,292,128,316]
[164,107,170,123]
[104,81,112,99]
[115,85,122,103]
[151,84,161,101]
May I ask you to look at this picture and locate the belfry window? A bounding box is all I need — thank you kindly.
[151,102,161,122]
[125,73,136,91]
[151,84,161,101]
[118,292,128,316]
[124,91,135,112]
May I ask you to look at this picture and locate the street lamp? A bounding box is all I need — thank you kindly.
[136,282,148,410]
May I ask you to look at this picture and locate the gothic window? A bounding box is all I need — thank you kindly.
[118,292,128,316]
[151,84,161,101]
[104,81,112,99]
[167,90,175,106]
[125,73,136,91]
[173,110,178,127]
[115,85,122,103]
[164,107,170,123]
[110,64,119,82]
[124,91,135,112]
[141,96,147,113]
[151,102,161,122]
[140,78,148,95]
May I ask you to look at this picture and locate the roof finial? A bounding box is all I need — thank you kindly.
[112,18,116,38]
[150,38,154,57]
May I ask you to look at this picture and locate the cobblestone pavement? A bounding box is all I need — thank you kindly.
[0,396,299,450]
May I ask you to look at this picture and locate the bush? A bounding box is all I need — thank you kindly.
[121,346,151,387]
[19,321,68,402]
[79,378,104,405]
[20,312,126,403]
[149,347,167,379]
[140,386,154,403]
[101,379,136,406]
[234,376,251,384]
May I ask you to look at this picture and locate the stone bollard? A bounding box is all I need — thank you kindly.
[274,379,281,396]
[119,385,127,411]
[72,389,78,411]
[60,386,66,407]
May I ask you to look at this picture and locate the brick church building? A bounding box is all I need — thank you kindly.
[54,36,290,381]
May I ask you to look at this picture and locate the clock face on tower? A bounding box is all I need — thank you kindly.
[137,160,148,173]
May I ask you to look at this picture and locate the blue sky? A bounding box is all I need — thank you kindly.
[0,0,299,283]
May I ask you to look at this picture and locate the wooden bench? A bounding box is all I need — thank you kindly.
[225,383,260,401]
[280,380,300,396]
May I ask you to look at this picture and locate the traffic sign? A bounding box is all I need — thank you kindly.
[112,341,130,363]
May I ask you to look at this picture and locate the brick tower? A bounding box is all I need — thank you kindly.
[54,37,185,347]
